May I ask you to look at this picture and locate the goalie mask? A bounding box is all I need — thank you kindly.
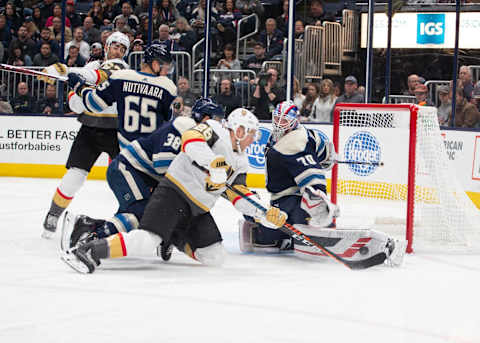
[105,32,130,58]
[227,108,260,151]
[272,100,299,142]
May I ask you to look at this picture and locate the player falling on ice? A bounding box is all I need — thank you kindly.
[59,99,225,261]
[239,100,406,267]
[42,42,177,239]
[61,105,290,273]
[41,32,130,239]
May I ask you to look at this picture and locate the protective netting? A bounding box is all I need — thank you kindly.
[334,105,480,252]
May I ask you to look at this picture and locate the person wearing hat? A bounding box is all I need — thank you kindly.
[413,83,433,106]
[88,42,104,62]
[335,75,365,104]
[242,41,267,75]
[437,85,451,126]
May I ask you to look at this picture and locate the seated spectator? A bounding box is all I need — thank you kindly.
[259,18,284,59]
[65,27,91,62]
[292,77,305,111]
[276,0,288,37]
[45,4,72,28]
[135,0,151,18]
[177,76,198,109]
[37,84,61,115]
[436,85,451,126]
[32,6,46,31]
[128,39,144,69]
[66,0,82,29]
[114,2,139,32]
[100,30,113,47]
[7,46,32,66]
[312,78,336,122]
[453,87,480,128]
[24,16,41,42]
[5,2,22,36]
[154,24,179,51]
[242,41,267,75]
[295,19,305,39]
[158,0,179,28]
[176,0,197,21]
[0,15,12,53]
[236,0,264,23]
[114,16,130,32]
[170,16,197,53]
[103,0,121,23]
[88,1,105,29]
[41,0,56,19]
[9,25,36,63]
[11,82,36,114]
[50,17,72,43]
[252,67,285,120]
[88,42,104,63]
[33,42,58,66]
[65,44,86,67]
[335,75,365,104]
[414,84,433,106]
[0,98,13,113]
[403,74,420,96]
[35,27,59,56]
[302,0,335,26]
[214,78,242,116]
[216,43,242,81]
[136,15,152,42]
[333,81,342,97]
[459,65,474,102]
[473,84,480,112]
[300,82,319,121]
[190,0,220,47]
[171,96,192,118]
[216,0,242,49]
[83,16,101,45]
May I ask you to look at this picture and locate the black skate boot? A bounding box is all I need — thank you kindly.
[61,239,108,274]
[42,212,60,239]
[158,241,173,261]
[60,212,105,251]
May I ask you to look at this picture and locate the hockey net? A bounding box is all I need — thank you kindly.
[331,103,480,253]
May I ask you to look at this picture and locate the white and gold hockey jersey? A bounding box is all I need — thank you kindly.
[165,119,251,213]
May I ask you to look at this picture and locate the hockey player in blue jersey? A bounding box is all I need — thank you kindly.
[67,42,177,148]
[239,100,406,267]
[59,99,225,257]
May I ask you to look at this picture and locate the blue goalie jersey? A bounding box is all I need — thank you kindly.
[118,116,196,180]
[265,126,329,201]
[81,69,177,148]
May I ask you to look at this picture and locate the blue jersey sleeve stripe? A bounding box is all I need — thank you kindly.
[297,174,326,188]
[116,213,134,232]
[86,92,104,112]
[153,159,173,168]
[125,145,157,176]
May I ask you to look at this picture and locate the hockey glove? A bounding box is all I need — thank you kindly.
[38,62,67,85]
[301,186,339,227]
[205,156,228,193]
[319,142,337,171]
[257,206,288,229]
[68,72,87,96]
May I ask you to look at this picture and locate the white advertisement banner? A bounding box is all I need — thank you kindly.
[361,12,480,49]
[0,115,108,166]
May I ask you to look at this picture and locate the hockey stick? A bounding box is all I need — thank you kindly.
[193,162,386,270]
[0,64,68,82]
[336,160,384,167]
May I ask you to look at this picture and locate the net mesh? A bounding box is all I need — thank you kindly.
[335,105,480,252]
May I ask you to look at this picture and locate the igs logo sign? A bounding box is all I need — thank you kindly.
[246,127,271,169]
[344,131,381,177]
[417,13,445,45]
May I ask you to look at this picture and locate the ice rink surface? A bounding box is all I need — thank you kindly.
[1,177,479,343]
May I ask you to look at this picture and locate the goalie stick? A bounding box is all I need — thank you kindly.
[193,162,386,270]
[336,160,384,167]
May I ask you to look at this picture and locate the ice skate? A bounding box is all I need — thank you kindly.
[158,241,173,261]
[60,212,102,251]
[385,239,407,267]
[41,212,59,239]
[60,242,100,274]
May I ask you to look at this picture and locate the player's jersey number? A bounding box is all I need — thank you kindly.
[124,95,158,133]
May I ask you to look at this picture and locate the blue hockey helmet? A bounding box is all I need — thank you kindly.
[271,100,299,142]
[191,98,225,123]
[143,43,172,64]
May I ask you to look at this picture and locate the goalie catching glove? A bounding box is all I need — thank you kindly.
[255,206,288,229]
[301,186,339,227]
[205,156,229,193]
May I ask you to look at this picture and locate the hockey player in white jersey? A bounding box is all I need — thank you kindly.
[239,100,406,267]
[41,32,131,239]
[61,103,289,273]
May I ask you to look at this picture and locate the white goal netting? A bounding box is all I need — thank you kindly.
[333,104,480,253]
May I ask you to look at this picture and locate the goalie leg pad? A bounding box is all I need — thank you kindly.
[293,224,394,265]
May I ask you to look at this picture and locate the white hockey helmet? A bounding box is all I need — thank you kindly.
[105,31,130,58]
[271,100,299,142]
[227,108,260,142]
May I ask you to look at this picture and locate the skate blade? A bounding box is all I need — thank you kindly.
[60,211,78,252]
[60,251,90,274]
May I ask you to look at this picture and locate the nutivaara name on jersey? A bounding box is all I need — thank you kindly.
[123,82,164,99]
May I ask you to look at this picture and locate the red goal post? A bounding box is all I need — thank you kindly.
[331,103,480,253]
